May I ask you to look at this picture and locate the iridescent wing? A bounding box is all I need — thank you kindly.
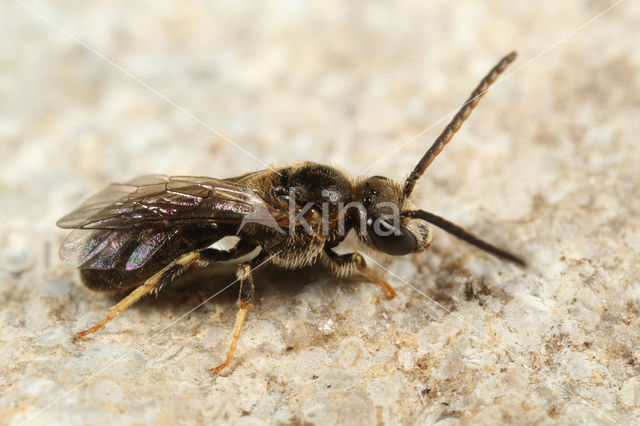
[57,174,276,230]
[59,228,170,270]
[57,173,285,270]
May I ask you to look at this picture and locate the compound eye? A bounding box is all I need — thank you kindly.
[367,216,417,256]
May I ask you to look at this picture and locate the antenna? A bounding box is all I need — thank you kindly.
[403,210,526,267]
[403,51,517,198]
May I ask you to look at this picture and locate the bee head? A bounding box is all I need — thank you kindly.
[353,176,432,256]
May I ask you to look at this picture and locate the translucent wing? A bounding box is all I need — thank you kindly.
[57,173,287,270]
[59,228,178,270]
[57,174,279,230]
[58,225,222,271]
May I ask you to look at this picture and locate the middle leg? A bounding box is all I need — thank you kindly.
[210,250,268,375]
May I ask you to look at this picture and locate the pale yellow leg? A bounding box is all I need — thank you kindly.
[77,251,199,339]
[353,254,396,299]
[211,302,251,374]
[325,249,397,300]
[211,264,255,374]
[361,266,396,300]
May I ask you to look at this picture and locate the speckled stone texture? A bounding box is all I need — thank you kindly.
[1,1,640,425]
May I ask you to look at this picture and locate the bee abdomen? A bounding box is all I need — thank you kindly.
[79,268,146,292]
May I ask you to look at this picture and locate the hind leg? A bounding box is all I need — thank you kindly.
[77,251,202,338]
[77,241,259,339]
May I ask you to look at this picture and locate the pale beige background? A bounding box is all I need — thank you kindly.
[1,1,639,424]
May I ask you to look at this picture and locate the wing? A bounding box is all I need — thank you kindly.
[59,224,222,271]
[59,228,170,270]
[57,173,290,270]
[57,174,282,230]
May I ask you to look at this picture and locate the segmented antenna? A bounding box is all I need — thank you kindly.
[402,51,517,198]
[403,210,526,267]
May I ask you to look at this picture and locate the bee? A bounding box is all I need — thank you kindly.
[58,52,524,374]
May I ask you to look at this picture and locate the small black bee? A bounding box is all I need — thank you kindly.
[58,52,524,374]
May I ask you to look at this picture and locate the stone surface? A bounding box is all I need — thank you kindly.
[1,1,640,424]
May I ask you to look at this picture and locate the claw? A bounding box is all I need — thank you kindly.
[76,329,93,340]
[210,362,229,376]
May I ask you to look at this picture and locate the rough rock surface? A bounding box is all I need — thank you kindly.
[1,1,639,424]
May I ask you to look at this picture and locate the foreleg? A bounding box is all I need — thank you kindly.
[324,246,396,299]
